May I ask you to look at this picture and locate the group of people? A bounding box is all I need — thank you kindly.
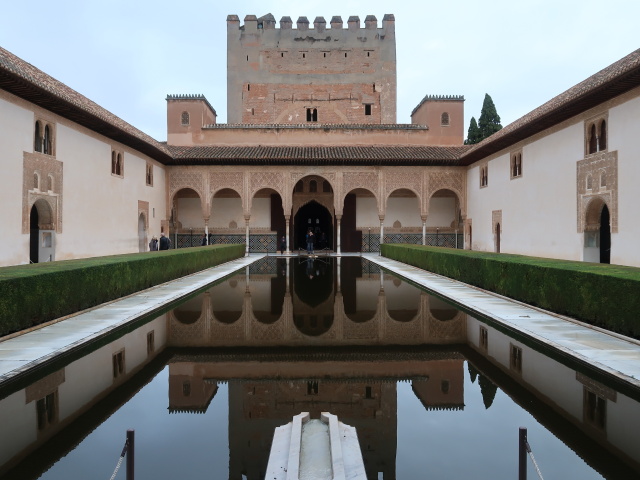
[148,232,171,251]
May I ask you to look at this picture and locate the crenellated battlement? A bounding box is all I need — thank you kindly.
[227,13,395,33]
[226,13,397,124]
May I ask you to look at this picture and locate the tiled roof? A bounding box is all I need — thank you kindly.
[0,47,173,163]
[460,48,640,165]
[167,145,470,166]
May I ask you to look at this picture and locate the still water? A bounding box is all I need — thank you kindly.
[1,257,638,479]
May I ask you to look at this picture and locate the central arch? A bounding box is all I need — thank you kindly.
[293,201,334,251]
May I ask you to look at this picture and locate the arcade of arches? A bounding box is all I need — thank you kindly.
[167,166,467,253]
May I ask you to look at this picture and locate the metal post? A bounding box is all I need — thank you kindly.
[126,429,135,480]
[519,427,527,480]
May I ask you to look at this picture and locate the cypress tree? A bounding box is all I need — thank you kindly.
[478,93,502,139]
[464,116,481,145]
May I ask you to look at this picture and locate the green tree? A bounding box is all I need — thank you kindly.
[464,116,481,145]
[478,93,502,140]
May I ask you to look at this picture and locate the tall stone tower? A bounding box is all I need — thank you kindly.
[226,13,397,124]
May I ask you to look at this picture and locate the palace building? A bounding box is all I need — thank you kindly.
[1,14,639,267]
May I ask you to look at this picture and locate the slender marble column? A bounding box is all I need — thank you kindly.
[285,215,291,254]
[244,216,250,256]
[336,215,342,255]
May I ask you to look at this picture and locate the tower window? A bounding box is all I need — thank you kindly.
[365,104,372,116]
[306,108,318,122]
[441,112,450,126]
[181,111,190,126]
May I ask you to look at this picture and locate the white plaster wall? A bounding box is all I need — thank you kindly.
[176,197,203,228]
[211,197,244,228]
[426,197,456,227]
[466,123,583,259]
[0,94,167,265]
[250,197,271,228]
[0,390,37,468]
[55,126,166,259]
[0,97,38,266]
[385,197,421,227]
[609,95,640,267]
[356,197,378,227]
[59,315,166,418]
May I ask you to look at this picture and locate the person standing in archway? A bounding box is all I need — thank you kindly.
[159,232,171,250]
[306,229,315,255]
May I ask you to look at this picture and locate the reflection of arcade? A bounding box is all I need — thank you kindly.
[293,257,335,336]
[167,257,467,347]
[167,350,465,480]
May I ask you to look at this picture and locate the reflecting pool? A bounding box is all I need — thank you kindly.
[0,257,638,479]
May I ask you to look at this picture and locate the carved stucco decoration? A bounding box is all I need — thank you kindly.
[576,151,618,233]
[170,169,205,201]
[23,152,63,234]
[384,169,423,207]
[427,170,466,217]
[342,171,380,208]
[249,171,286,211]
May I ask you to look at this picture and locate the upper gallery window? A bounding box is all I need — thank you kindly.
[585,115,608,155]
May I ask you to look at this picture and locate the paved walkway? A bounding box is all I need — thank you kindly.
[0,255,265,385]
[363,253,640,390]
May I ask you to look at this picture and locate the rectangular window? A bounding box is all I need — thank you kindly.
[113,350,125,379]
[584,388,606,430]
[306,108,318,122]
[510,150,523,179]
[365,104,372,116]
[307,381,319,395]
[36,391,58,430]
[479,326,488,350]
[146,163,153,186]
[147,331,155,355]
[510,344,522,373]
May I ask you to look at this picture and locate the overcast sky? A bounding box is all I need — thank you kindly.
[1,0,638,141]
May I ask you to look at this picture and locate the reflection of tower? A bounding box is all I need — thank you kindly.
[228,380,397,480]
[168,362,218,413]
[411,359,465,411]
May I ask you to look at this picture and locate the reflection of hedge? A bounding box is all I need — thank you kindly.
[0,244,245,337]
[381,244,640,338]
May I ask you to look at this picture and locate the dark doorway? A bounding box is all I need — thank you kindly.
[30,205,39,263]
[495,223,501,253]
[294,201,333,251]
[600,205,611,264]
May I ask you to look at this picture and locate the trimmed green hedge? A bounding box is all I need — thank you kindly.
[0,244,245,337]
[381,244,640,338]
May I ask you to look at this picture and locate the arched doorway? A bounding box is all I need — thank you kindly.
[138,213,147,252]
[293,201,333,252]
[29,205,39,263]
[29,199,55,263]
[584,198,611,264]
[600,205,611,264]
